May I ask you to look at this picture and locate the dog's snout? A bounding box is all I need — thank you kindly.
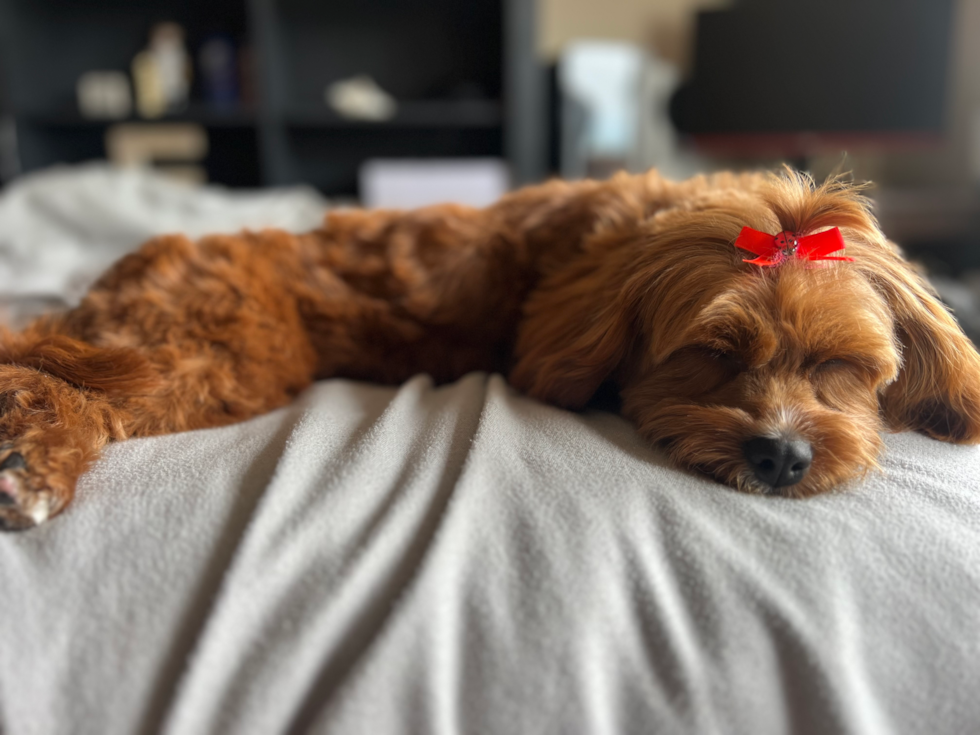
[743,436,813,491]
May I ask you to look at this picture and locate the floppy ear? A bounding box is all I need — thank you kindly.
[868,251,980,443]
[509,246,636,410]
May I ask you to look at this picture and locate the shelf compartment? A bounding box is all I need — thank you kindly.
[283,100,502,129]
[21,105,259,130]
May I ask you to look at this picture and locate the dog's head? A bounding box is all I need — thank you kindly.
[510,170,980,496]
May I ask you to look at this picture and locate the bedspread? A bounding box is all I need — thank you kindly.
[0,166,978,735]
[1,375,979,734]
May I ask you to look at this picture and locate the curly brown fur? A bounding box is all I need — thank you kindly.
[2,168,979,529]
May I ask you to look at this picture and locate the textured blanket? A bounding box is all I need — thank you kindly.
[0,167,978,734]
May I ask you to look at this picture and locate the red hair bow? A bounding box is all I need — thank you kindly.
[733,227,854,267]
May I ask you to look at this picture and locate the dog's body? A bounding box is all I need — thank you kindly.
[1,169,979,529]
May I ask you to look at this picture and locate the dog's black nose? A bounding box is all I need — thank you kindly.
[743,436,813,490]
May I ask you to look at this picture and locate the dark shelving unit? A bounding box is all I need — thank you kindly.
[0,0,546,195]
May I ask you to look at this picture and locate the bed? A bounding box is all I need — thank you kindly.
[0,166,978,735]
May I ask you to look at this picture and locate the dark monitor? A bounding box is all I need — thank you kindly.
[671,0,955,153]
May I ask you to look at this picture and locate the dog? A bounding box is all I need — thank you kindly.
[1,168,979,530]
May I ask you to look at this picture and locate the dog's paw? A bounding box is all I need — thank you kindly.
[0,449,56,531]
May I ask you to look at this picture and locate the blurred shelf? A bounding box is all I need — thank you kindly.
[0,0,545,193]
[21,100,503,131]
[22,105,259,129]
[283,100,503,129]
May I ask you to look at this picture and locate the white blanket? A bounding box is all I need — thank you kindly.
[0,167,978,735]
[0,163,327,303]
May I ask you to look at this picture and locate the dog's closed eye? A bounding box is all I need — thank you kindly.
[814,358,847,372]
[660,346,748,394]
[712,349,748,371]
[809,355,886,384]
[807,355,886,414]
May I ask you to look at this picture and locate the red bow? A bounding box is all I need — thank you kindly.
[733,226,854,266]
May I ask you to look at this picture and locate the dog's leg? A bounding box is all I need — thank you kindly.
[0,234,320,529]
[0,378,113,530]
[0,331,159,530]
[0,324,316,530]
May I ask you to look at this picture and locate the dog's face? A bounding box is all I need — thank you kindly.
[511,172,980,496]
[620,264,899,496]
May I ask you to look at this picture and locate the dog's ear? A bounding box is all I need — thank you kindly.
[509,245,635,410]
[867,251,980,443]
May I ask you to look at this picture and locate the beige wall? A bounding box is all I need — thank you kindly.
[539,0,730,68]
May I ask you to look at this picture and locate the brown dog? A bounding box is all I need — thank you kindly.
[1,169,979,529]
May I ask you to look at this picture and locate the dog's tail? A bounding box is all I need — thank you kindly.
[0,322,160,396]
